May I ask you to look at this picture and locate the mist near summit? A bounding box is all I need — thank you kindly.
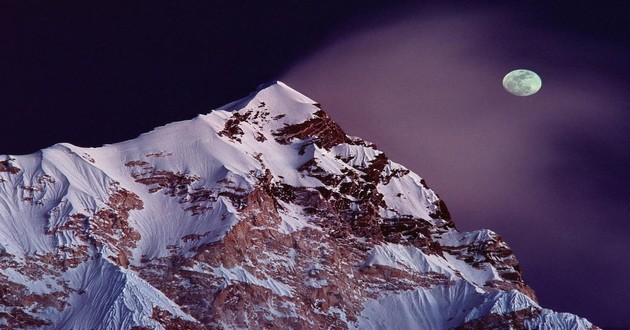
[282,4,630,327]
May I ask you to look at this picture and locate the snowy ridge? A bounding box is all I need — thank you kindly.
[54,259,195,330]
[0,81,597,329]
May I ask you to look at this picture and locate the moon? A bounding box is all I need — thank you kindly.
[502,69,542,96]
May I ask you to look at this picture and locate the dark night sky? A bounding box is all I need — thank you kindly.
[2,1,629,327]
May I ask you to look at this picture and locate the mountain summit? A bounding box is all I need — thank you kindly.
[0,82,596,329]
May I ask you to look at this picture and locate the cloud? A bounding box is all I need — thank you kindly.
[282,4,630,326]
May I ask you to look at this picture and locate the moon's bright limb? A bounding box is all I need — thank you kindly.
[502,69,542,96]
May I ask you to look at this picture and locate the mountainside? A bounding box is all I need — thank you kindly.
[0,81,597,329]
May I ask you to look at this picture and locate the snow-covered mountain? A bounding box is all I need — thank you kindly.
[0,81,597,329]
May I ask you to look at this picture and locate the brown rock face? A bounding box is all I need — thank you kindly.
[0,158,20,174]
[126,156,216,215]
[273,109,352,150]
[0,252,71,328]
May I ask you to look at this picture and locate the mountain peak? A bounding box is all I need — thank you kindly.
[255,80,296,92]
[218,80,316,113]
[254,80,315,103]
[0,83,598,329]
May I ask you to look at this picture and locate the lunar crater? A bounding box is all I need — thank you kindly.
[502,69,542,96]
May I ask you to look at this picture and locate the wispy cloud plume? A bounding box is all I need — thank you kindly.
[282,5,630,326]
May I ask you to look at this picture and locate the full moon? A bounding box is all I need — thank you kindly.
[502,69,542,96]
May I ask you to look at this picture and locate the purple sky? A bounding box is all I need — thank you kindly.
[283,4,630,327]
